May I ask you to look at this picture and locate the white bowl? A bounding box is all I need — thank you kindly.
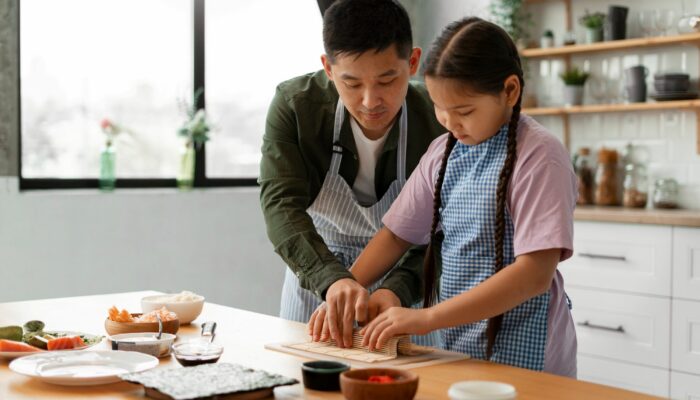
[141,294,204,324]
[109,332,177,358]
[448,381,517,400]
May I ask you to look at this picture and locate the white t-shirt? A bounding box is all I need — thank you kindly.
[350,117,391,206]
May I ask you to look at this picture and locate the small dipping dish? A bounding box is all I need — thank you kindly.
[448,381,517,400]
[110,333,177,358]
[172,340,223,367]
[301,361,350,391]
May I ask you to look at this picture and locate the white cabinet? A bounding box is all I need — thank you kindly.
[568,288,671,368]
[673,228,700,302]
[672,299,700,375]
[564,222,672,296]
[568,221,700,397]
[578,355,669,397]
[670,372,700,399]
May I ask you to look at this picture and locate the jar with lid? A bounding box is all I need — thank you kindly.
[622,144,648,208]
[594,148,619,206]
[653,178,679,209]
[575,147,594,205]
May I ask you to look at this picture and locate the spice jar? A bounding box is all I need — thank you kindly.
[575,147,594,205]
[622,144,648,208]
[594,148,619,206]
[653,178,679,209]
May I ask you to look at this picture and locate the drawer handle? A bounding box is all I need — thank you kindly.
[577,320,625,333]
[578,252,627,262]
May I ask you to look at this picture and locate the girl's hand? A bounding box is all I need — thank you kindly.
[359,307,433,351]
[367,289,401,321]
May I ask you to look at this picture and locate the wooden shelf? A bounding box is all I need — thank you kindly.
[521,32,700,58]
[575,206,700,227]
[524,99,700,116]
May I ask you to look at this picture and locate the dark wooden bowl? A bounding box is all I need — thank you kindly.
[340,368,419,400]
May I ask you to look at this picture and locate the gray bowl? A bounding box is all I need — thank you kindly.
[654,80,691,93]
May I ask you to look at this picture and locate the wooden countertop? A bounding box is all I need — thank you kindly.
[575,206,700,227]
[0,291,661,399]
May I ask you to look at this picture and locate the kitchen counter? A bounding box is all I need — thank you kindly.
[0,291,662,399]
[575,206,700,227]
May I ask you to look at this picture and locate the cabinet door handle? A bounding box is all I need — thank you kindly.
[578,252,627,262]
[577,320,625,333]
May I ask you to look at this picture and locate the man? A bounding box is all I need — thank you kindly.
[259,0,443,348]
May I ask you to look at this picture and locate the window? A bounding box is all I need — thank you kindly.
[20,0,192,181]
[205,0,324,178]
[19,0,323,188]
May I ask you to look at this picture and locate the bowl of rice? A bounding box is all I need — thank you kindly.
[141,291,205,325]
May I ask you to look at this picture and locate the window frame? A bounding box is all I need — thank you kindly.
[18,0,258,190]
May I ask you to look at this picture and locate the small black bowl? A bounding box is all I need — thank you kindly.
[301,361,350,391]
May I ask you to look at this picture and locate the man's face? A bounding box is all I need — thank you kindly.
[322,45,420,138]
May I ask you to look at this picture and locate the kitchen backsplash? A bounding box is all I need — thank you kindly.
[527,0,700,209]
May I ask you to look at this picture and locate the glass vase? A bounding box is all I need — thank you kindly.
[177,141,195,190]
[99,143,116,192]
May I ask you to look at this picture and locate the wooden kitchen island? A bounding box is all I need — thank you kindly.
[0,291,661,399]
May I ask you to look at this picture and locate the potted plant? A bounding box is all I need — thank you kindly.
[177,87,211,190]
[540,30,554,48]
[579,10,606,43]
[559,67,590,106]
[490,0,533,51]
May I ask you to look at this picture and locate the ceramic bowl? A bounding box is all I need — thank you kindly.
[109,332,177,358]
[447,381,517,400]
[340,368,419,400]
[301,361,350,391]
[653,73,691,92]
[141,294,204,325]
[104,314,180,336]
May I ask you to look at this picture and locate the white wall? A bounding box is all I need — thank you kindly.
[0,179,286,316]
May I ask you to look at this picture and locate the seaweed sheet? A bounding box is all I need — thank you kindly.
[120,363,298,400]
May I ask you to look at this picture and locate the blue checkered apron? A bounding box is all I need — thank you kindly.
[438,125,549,370]
[279,99,438,346]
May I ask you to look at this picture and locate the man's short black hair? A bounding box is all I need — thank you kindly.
[323,0,413,63]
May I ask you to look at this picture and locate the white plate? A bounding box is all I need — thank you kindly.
[0,331,104,361]
[9,350,158,386]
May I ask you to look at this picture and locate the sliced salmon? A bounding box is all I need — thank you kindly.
[47,336,86,351]
[0,339,43,352]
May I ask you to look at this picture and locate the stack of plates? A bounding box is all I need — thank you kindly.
[650,73,698,101]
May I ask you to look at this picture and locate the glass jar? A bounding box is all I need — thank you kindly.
[594,148,619,206]
[623,163,648,208]
[575,147,594,205]
[621,143,648,208]
[653,178,679,209]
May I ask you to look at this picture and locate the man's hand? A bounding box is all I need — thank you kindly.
[367,289,401,321]
[312,278,369,348]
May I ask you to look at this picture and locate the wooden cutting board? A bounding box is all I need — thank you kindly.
[265,341,469,369]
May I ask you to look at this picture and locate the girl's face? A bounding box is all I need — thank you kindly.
[425,75,520,146]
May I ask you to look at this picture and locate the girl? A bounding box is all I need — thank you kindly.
[347,17,578,377]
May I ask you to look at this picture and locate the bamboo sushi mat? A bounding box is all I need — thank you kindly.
[265,331,469,369]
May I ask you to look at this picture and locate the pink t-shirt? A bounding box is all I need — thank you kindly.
[382,114,578,377]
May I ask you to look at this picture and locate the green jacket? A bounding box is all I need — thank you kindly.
[259,70,444,306]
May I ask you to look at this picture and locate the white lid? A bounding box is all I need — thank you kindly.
[448,381,517,400]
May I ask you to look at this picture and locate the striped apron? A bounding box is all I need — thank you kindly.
[438,125,549,370]
[280,99,438,346]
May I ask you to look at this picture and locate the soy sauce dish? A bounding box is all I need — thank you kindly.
[301,361,350,391]
[171,341,224,367]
